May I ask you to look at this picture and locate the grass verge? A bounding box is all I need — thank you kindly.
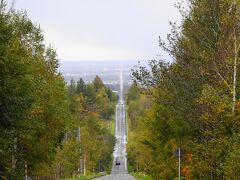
[131,172,153,180]
[63,172,105,180]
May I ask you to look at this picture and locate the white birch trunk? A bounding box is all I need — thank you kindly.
[233,28,237,113]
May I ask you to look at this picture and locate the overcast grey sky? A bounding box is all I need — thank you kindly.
[8,0,182,61]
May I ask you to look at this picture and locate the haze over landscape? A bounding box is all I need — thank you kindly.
[59,60,149,87]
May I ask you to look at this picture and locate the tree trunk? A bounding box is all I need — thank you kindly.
[233,28,237,113]
[84,153,86,176]
[77,127,83,175]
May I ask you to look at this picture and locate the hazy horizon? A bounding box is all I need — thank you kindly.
[7,0,182,62]
[58,60,143,87]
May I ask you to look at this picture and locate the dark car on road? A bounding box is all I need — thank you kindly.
[115,157,120,165]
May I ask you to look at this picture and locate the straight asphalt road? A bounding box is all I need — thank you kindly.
[94,67,135,180]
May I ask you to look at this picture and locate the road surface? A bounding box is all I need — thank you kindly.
[94,67,134,180]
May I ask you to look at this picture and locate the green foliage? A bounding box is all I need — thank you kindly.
[0,1,116,179]
[129,0,240,179]
[93,75,104,92]
[52,76,116,178]
[76,78,86,95]
[69,79,77,94]
[0,1,70,178]
[223,137,240,179]
[126,81,140,103]
[52,140,81,178]
[126,83,153,175]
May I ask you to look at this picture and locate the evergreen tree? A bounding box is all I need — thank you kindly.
[69,79,76,94]
[76,78,86,95]
[93,75,104,92]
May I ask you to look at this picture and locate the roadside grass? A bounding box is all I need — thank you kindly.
[63,175,95,180]
[63,172,104,180]
[130,172,153,180]
[125,107,131,140]
[109,117,115,135]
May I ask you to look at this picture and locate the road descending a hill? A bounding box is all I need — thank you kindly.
[94,67,135,180]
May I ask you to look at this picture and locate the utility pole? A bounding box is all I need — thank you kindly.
[77,126,83,176]
[178,147,181,180]
[76,127,86,176]
[174,147,183,180]
[84,153,86,176]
